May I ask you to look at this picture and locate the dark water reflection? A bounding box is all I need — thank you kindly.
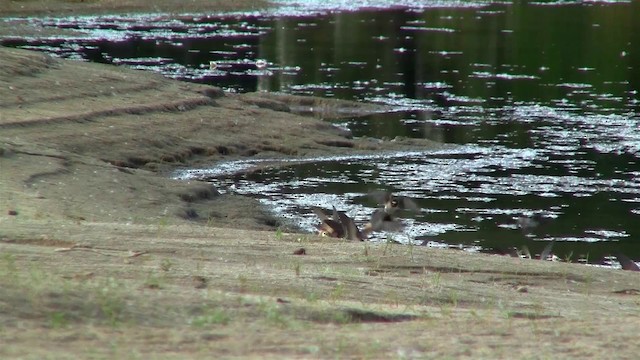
[3,1,640,264]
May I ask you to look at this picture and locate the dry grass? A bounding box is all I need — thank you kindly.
[1,221,639,358]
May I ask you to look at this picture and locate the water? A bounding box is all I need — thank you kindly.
[3,0,639,264]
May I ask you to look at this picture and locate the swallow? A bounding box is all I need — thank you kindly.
[368,191,415,231]
[369,208,405,233]
[313,206,367,241]
[312,206,344,238]
[369,191,419,215]
[336,210,368,241]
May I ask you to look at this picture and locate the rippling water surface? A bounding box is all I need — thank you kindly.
[3,0,639,264]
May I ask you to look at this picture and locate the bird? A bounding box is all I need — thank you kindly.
[369,208,405,233]
[312,206,368,241]
[312,206,345,239]
[369,190,419,215]
[312,205,406,241]
[336,209,369,241]
[368,191,417,233]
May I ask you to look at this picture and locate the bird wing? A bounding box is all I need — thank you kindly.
[539,240,555,261]
[332,206,348,237]
[319,219,345,238]
[398,196,419,211]
[369,190,392,205]
[312,207,330,221]
[337,211,364,241]
[369,209,404,232]
[370,191,420,211]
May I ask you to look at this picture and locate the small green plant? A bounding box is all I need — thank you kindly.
[96,277,125,326]
[195,251,205,273]
[293,261,301,277]
[334,337,350,356]
[564,251,574,262]
[303,345,320,355]
[386,289,400,307]
[331,310,352,324]
[382,236,398,256]
[191,308,231,327]
[447,290,459,308]
[362,242,370,257]
[160,258,173,272]
[2,253,18,281]
[496,299,511,320]
[430,272,442,291]
[364,339,385,358]
[407,239,415,262]
[469,309,480,319]
[329,282,346,302]
[275,227,284,240]
[237,274,248,292]
[581,271,595,296]
[265,306,286,326]
[259,301,289,327]
[305,291,318,303]
[48,311,69,328]
[157,216,169,231]
[440,305,453,317]
[144,273,163,289]
[28,264,48,288]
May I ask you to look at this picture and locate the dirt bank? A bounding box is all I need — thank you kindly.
[0,46,441,230]
[1,9,639,359]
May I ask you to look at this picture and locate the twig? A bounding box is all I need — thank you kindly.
[54,244,148,257]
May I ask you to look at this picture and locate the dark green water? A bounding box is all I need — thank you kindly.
[3,0,639,265]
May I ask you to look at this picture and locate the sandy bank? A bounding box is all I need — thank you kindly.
[0,46,443,228]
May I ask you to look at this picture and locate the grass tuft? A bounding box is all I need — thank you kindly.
[191,308,231,327]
